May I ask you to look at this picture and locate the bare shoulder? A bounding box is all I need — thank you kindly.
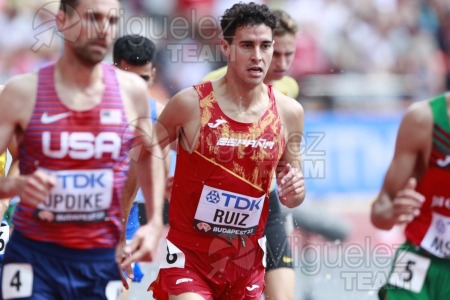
[158,87,200,129]
[396,100,433,154]
[115,68,148,100]
[401,100,432,133]
[115,68,149,121]
[273,89,304,128]
[0,72,38,125]
[166,87,199,114]
[2,72,38,101]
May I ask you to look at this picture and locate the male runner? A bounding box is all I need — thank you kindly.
[371,93,450,299]
[113,34,166,298]
[0,1,164,299]
[201,9,299,299]
[0,85,9,275]
[122,3,306,299]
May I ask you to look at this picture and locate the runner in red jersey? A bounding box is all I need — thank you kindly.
[0,0,164,299]
[122,3,306,300]
[371,93,450,299]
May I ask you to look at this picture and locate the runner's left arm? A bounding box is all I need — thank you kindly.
[118,75,165,266]
[276,93,306,208]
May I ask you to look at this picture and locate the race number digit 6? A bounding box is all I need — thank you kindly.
[1,264,33,299]
[0,224,10,254]
[160,240,185,269]
[166,246,178,264]
[388,251,430,293]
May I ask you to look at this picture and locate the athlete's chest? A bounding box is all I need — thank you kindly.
[198,120,280,165]
[27,107,130,161]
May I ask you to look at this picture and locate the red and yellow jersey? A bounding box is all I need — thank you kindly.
[14,63,134,249]
[0,152,5,177]
[168,81,285,244]
[406,94,450,258]
[201,66,299,99]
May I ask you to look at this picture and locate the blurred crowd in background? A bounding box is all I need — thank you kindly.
[1,0,449,200]
[1,0,450,112]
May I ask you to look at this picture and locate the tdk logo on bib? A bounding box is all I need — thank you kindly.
[222,192,262,211]
[37,169,113,222]
[436,219,446,234]
[205,190,262,211]
[206,191,220,204]
[194,185,265,236]
[58,172,106,189]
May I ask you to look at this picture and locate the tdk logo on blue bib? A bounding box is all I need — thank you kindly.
[206,190,220,204]
[222,192,262,211]
[195,185,265,234]
[204,188,262,212]
[58,172,106,189]
[436,219,446,234]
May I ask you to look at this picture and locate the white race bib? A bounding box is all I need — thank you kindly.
[2,264,33,299]
[420,212,450,258]
[388,251,430,293]
[0,222,10,255]
[105,280,122,300]
[160,240,186,269]
[258,236,267,268]
[194,185,265,236]
[37,169,113,222]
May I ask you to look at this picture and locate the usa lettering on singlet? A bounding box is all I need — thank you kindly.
[168,81,286,239]
[13,63,133,249]
[405,95,450,258]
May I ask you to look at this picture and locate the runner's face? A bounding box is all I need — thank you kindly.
[117,61,156,90]
[225,24,273,86]
[64,0,120,65]
[265,33,296,83]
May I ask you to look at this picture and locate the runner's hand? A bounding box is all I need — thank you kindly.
[277,163,305,208]
[116,236,133,290]
[17,169,56,207]
[392,177,425,224]
[120,221,162,269]
[165,176,174,201]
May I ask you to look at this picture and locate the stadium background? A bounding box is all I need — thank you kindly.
[1,0,449,299]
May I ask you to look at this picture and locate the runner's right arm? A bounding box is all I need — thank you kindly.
[371,103,428,230]
[0,76,56,204]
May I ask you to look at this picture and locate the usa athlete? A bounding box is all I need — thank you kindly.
[0,1,164,299]
[0,85,9,275]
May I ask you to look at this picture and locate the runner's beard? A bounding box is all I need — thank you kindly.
[73,43,107,66]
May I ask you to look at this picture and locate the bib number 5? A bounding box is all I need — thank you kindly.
[388,251,430,293]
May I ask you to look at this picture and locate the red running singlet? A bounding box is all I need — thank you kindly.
[168,81,286,245]
[14,63,133,249]
[405,94,450,258]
